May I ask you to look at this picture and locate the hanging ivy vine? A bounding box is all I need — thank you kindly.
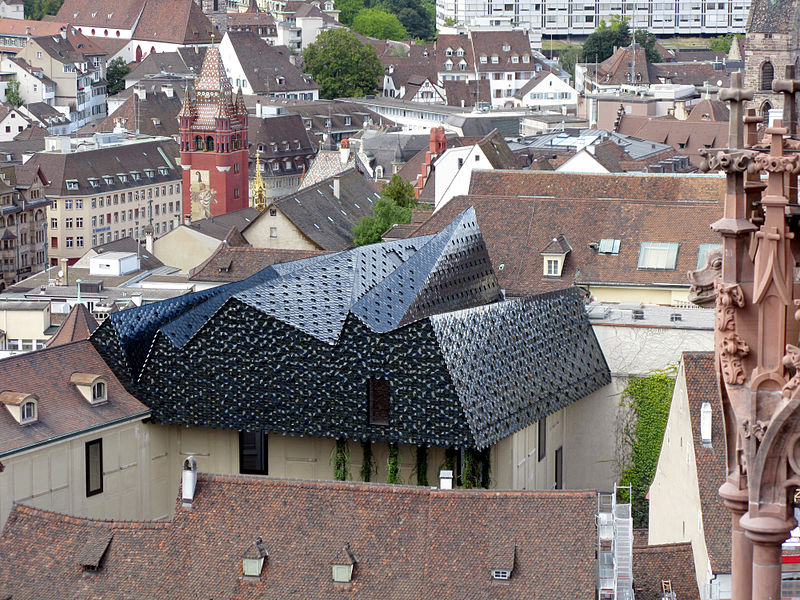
[618,368,676,528]
[331,438,351,481]
[443,447,459,486]
[360,441,375,482]
[415,445,428,486]
[387,443,401,484]
[462,447,491,488]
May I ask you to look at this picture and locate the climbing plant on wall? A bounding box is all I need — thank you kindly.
[332,438,351,481]
[462,447,491,489]
[360,441,375,482]
[387,443,401,484]
[415,446,428,486]
[618,368,676,527]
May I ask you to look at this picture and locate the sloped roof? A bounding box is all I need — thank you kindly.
[747,0,799,34]
[632,542,701,600]
[0,340,149,457]
[226,32,318,95]
[45,303,98,348]
[616,114,728,166]
[687,99,729,122]
[275,168,377,250]
[597,44,653,85]
[133,0,213,44]
[187,207,261,240]
[0,477,598,599]
[78,90,182,137]
[90,209,609,449]
[476,129,518,170]
[443,79,490,107]
[682,351,730,574]
[88,236,164,271]
[188,244,326,282]
[57,0,144,30]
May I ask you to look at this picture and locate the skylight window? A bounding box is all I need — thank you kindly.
[637,242,680,270]
[598,239,620,255]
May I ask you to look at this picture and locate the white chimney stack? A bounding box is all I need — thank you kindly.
[162,84,174,98]
[135,86,146,101]
[182,456,198,508]
[332,175,340,200]
[439,470,453,490]
[700,402,712,446]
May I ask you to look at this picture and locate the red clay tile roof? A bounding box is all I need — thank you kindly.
[0,476,598,599]
[57,0,144,30]
[683,351,730,574]
[0,340,149,456]
[632,542,701,600]
[45,303,98,347]
[616,115,728,166]
[412,193,721,295]
[188,244,326,282]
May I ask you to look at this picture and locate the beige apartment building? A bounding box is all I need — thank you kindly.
[0,300,54,355]
[25,134,182,265]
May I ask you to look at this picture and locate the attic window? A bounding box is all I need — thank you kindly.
[242,537,268,579]
[118,174,127,183]
[598,238,620,254]
[158,167,168,176]
[637,242,680,270]
[456,47,464,56]
[490,543,515,580]
[88,178,100,188]
[332,543,357,583]
[492,570,511,580]
[66,180,79,190]
[103,176,113,184]
[70,373,109,405]
[145,169,155,178]
[502,43,510,51]
[522,54,530,63]
[491,55,499,64]
[368,378,389,425]
[445,47,453,56]
[1,392,39,425]
[697,243,722,269]
[480,55,487,63]
[77,530,113,571]
[130,172,141,181]
[511,55,519,63]
[92,382,107,403]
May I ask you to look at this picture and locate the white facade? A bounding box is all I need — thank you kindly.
[89,252,140,276]
[0,106,30,142]
[0,0,23,19]
[556,149,610,173]
[1,59,55,106]
[436,0,749,37]
[513,72,577,111]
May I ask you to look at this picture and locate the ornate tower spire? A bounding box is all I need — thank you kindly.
[251,149,267,212]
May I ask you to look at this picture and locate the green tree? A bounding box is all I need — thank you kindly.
[24,0,63,20]
[352,7,408,40]
[442,16,459,27]
[382,0,434,40]
[352,197,413,246]
[581,16,630,63]
[381,173,416,208]
[5,80,23,108]
[336,0,365,26]
[303,29,383,99]
[558,46,582,79]
[709,32,743,53]
[633,29,660,63]
[106,57,130,96]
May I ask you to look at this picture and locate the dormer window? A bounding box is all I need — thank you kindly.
[331,543,357,583]
[118,173,127,183]
[242,537,268,579]
[491,55,499,64]
[88,178,99,188]
[444,59,453,71]
[66,179,79,190]
[540,234,572,278]
[158,167,168,175]
[480,55,487,63]
[1,391,38,425]
[522,54,530,63]
[492,569,511,580]
[490,543,515,580]
[502,43,510,51]
[511,55,519,63]
[70,373,109,405]
[130,172,141,181]
[456,47,464,56]
[145,169,155,178]
[445,47,453,56]
[103,176,113,185]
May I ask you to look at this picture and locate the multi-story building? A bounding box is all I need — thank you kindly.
[25,133,182,265]
[14,27,107,131]
[435,0,750,38]
[0,169,48,287]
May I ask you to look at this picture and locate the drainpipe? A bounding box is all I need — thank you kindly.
[76,278,81,305]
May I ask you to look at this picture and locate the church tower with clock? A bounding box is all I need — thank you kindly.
[178,44,249,222]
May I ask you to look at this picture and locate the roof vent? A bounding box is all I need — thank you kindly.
[77,530,113,571]
[632,309,644,321]
[700,402,712,446]
[331,543,357,583]
[182,456,198,508]
[242,537,268,578]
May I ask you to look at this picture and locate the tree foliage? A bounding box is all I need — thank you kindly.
[331,438,351,480]
[558,46,582,79]
[709,32,743,53]
[106,57,130,96]
[352,7,408,40]
[5,80,23,108]
[633,29,661,64]
[381,173,416,208]
[581,16,630,63]
[382,0,434,40]
[352,197,413,246]
[387,443,401,484]
[24,0,62,20]
[618,369,675,528]
[303,28,383,99]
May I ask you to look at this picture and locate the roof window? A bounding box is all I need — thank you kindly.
[77,530,113,571]
[637,242,680,270]
[480,54,487,63]
[242,537,268,579]
[490,543,515,580]
[502,43,510,51]
[144,169,155,178]
[117,173,127,183]
[70,373,109,405]
[88,178,99,188]
[158,167,168,176]
[103,176,113,185]
[598,238,620,255]
[491,55,499,64]
[332,543,357,583]
[0,392,38,425]
[130,171,141,181]
[66,179,79,190]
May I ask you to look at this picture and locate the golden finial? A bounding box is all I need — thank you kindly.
[252,149,267,212]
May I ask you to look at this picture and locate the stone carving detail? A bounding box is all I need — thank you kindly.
[742,418,767,442]
[749,152,800,174]
[687,247,722,307]
[716,282,750,385]
[698,148,757,173]
[783,344,800,395]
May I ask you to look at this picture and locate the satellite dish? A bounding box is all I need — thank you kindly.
[57,269,63,277]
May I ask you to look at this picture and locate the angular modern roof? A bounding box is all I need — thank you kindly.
[0,476,598,599]
[90,208,609,449]
[0,340,149,457]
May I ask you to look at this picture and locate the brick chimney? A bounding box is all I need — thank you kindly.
[414,127,447,199]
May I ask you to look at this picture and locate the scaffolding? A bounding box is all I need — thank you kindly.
[597,484,634,600]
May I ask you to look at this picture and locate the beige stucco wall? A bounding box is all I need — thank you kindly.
[0,418,172,530]
[648,359,711,599]
[153,227,221,273]
[0,303,51,344]
[242,207,319,250]
[588,285,691,306]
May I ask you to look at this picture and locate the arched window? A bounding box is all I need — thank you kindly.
[761,62,774,91]
[196,171,202,183]
[92,381,106,402]
[762,101,772,125]
[205,136,214,152]
[135,45,143,62]
[194,135,203,150]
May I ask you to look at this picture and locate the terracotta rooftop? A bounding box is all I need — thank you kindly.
[189,244,327,282]
[0,475,598,599]
[45,303,98,348]
[632,542,701,600]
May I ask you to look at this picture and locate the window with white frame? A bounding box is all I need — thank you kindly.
[492,570,510,580]
[637,242,680,270]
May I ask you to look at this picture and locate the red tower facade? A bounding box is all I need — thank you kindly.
[178,45,249,222]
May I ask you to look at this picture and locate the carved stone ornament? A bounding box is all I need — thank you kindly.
[716,282,750,385]
[742,418,767,442]
[749,152,800,175]
[784,344,800,396]
[698,148,758,173]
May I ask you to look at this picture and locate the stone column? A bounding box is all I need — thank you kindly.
[741,513,795,600]
[721,481,753,600]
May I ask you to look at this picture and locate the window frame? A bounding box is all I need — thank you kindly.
[538,416,546,462]
[85,438,103,497]
[239,430,269,475]
[368,378,390,426]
